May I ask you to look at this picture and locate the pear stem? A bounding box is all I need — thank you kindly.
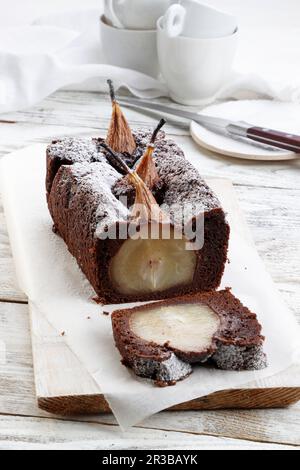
[107,79,116,103]
[100,142,132,175]
[150,118,166,145]
[133,119,166,186]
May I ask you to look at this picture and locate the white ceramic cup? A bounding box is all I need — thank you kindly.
[163,0,237,38]
[157,16,238,104]
[104,0,174,30]
[100,15,159,77]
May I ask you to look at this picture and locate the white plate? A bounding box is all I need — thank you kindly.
[190,100,300,161]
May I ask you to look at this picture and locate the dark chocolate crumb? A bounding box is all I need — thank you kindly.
[103,311,110,316]
[60,331,65,337]
[155,380,177,388]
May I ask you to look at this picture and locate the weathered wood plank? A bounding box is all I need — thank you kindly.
[0,123,97,158]
[235,186,300,291]
[0,302,37,415]
[137,408,300,447]
[0,200,27,302]
[0,91,189,136]
[0,91,299,190]
[0,415,296,450]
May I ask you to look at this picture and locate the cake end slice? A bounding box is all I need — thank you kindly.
[112,289,267,386]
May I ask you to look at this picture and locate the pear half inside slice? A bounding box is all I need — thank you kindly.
[130,303,220,353]
[109,228,197,295]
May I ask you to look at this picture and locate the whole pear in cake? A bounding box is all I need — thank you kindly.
[46,82,230,304]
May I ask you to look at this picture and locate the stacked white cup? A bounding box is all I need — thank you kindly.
[100,0,175,78]
[157,0,238,104]
[100,0,238,102]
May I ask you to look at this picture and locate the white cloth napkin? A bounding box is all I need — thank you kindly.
[0,8,168,114]
[1,7,300,114]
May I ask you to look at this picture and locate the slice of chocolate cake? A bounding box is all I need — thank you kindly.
[112,289,267,386]
[46,130,229,304]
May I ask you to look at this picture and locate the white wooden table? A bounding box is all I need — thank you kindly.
[0,90,299,450]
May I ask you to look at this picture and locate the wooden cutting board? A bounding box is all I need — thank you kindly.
[28,179,300,416]
[30,302,300,415]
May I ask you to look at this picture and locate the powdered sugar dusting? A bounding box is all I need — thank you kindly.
[213,343,267,371]
[69,162,129,238]
[47,137,101,164]
[132,353,192,383]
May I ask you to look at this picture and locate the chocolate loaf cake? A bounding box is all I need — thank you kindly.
[46,131,229,304]
[112,289,267,386]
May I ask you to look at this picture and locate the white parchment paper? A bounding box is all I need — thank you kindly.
[0,144,299,429]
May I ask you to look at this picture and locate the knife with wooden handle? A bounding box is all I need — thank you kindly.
[118,96,300,154]
[246,126,300,153]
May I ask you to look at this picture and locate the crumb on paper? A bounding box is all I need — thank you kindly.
[52,224,58,234]
[60,331,65,337]
[154,380,176,388]
[87,316,91,320]
[103,311,110,316]
[92,295,103,305]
